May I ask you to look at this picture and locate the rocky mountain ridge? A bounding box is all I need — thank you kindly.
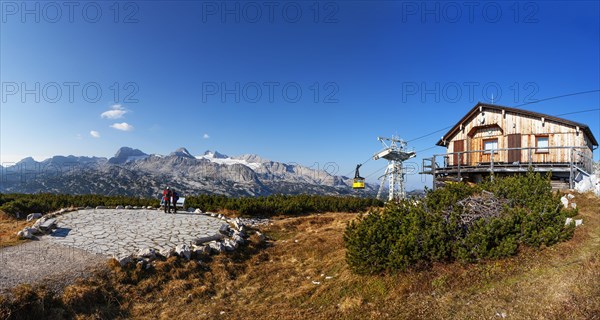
[1,147,377,198]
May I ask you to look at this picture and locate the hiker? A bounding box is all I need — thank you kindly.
[171,189,179,213]
[163,187,172,213]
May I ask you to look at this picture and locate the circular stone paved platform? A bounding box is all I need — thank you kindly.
[41,209,225,258]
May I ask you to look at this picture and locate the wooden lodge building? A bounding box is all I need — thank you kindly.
[422,102,598,189]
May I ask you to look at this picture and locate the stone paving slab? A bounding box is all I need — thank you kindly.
[41,209,225,258]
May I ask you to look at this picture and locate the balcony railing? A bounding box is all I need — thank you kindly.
[421,146,594,189]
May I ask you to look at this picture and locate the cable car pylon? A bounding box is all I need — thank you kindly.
[373,135,416,201]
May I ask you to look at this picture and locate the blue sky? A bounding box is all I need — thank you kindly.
[1,0,599,190]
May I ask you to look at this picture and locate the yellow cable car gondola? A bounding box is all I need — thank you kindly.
[352,164,365,189]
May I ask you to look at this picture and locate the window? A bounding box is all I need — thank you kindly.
[483,139,498,154]
[536,136,549,153]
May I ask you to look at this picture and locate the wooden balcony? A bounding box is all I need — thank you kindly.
[421,146,594,189]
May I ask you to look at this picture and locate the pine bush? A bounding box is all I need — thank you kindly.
[344,172,576,274]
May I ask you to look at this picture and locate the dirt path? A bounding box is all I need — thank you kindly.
[0,241,107,294]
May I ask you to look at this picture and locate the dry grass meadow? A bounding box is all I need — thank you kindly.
[0,210,30,248]
[1,193,599,319]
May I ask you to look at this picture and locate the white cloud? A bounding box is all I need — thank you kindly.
[110,122,134,131]
[203,133,210,139]
[90,130,101,138]
[101,104,128,119]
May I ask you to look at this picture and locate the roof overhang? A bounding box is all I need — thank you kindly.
[436,102,599,147]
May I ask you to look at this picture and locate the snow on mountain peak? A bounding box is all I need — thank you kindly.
[234,154,268,164]
[201,150,228,159]
[196,150,261,170]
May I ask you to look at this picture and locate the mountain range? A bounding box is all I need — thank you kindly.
[0,147,378,198]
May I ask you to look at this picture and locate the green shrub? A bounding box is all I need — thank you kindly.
[345,172,576,274]
[185,194,383,217]
[0,193,383,219]
[0,193,160,218]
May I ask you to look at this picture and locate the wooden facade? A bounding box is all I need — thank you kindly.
[423,103,598,188]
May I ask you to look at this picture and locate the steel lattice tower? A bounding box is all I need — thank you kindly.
[373,136,416,201]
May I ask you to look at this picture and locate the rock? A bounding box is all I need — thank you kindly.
[567,194,575,200]
[28,226,43,235]
[175,244,191,260]
[96,206,106,209]
[187,207,195,213]
[116,205,125,209]
[230,218,240,230]
[560,196,569,208]
[125,205,133,209]
[256,231,266,242]
[192,244,211,256]
[208,241,225,253]
[138,248,157,259]
[239,225,248,234]
[159,247,175,258]
[190,245,201,254]
[232,228,245,238]
[133,206,139,209]
[575,176,593,193]
[147,206,153,209]
[26,213,42,222]
[209,212,217,217]
[219,224,231,236]
[232,234,245,245]
[194,208,203,214]
[33,216,47,226]
[565,217,573,226]
[232,218,247,231]
[570,202,577,209]
[17,228,34,239]
[117,255,133,266]
[194,234,224,244]
[85,206,93,210]
[217,214,224,219]
[576,174,600,196]
[223,239,238,251]
[575,219,583,227]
